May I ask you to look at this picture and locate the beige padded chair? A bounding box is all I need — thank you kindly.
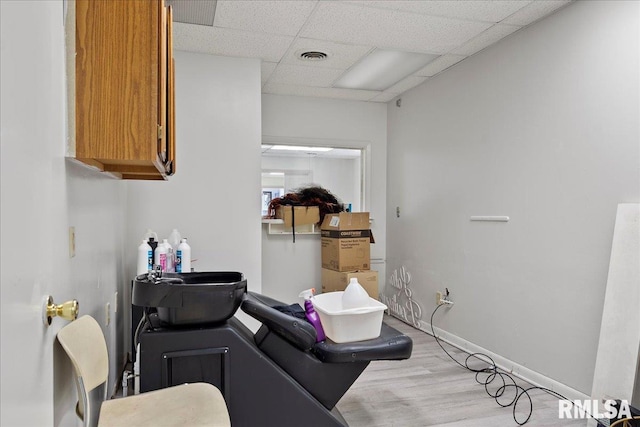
[57,315,231,427]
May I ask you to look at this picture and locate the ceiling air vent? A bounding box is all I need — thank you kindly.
[298,51,328,61]
[166,0,217,26]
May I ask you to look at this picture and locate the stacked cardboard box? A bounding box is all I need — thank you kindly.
[275,205,320,228]
[320,212,378,298]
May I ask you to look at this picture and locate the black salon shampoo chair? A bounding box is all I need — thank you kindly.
[134,272,412,427]
[243,292,413,412]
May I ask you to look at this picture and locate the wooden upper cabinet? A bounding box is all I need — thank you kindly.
[74,0,175,180]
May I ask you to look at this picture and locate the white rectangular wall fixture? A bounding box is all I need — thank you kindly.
[470,216,510,222]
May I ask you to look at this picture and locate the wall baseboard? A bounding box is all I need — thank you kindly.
[391,314,589,402]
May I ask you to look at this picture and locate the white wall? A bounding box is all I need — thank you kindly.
[386,0,639,395]
[126,52,262,328]
[1,2,128,425]
[261,95,386,302]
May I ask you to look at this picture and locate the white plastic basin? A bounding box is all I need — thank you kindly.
[312,291,387,343]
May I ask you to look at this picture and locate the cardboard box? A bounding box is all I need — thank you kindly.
[275,205,320,228]
[321,268,379,299]
[321,212,370,272]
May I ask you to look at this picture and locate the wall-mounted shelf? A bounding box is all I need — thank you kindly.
[262,219,320,235]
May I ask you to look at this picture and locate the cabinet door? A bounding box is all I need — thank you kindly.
[158,2,168,167]
[74,0,173,180]
[155,1,175,176]
[166,4,176,175]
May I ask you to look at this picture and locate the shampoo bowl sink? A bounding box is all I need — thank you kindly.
[132,271,247,326]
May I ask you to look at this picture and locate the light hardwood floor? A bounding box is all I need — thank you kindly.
[337,315,587,427]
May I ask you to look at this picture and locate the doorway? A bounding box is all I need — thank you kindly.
[261,143,363,215]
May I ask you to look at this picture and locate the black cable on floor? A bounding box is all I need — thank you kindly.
[429,303,601,426]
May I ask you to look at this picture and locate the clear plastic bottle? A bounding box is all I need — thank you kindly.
[161,239,174,272]
[298,288,326,342]
[142,229,158,242]
[136,239,153,275]
[342,277,370,309]
[176,238,191,273]
[167,229,182,270]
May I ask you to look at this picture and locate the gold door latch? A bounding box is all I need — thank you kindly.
[42,295,79,326]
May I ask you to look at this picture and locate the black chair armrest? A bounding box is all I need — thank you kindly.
[312,322,413,363]
[241,292,317,351]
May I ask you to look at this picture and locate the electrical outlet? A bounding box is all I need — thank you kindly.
[105,302,110,326]
[436,291,443,305]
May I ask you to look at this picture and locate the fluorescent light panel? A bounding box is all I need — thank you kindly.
[270,145,333,152]
[334,49,439,91]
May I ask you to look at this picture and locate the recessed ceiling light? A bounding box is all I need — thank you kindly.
[334,49,439,91]
[298,51,329,61]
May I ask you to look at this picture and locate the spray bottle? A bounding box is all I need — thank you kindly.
[298,288,326,342]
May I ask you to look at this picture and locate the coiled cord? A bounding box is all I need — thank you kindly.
[429,303,598,425]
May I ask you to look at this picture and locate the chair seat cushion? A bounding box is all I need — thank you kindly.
[98,383,230,427]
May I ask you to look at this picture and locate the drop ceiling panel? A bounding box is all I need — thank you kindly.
[172,0,575,102]
[300,1,494,55]
[268,64,345,87]
[280,38,373,70]
[452,23,522,56]
[263,82,380,101]
[415,54,467,77]
[173,24,293,62]
[502,0,572,26]
[166,0,217,26]
[349,0,532,23]
[214,0,318,36]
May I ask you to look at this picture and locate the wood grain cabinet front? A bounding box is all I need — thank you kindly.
[74,0,175,180]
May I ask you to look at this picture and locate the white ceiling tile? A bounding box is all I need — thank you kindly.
[347,1,532,23]
[214,0,318,36]
[502,1,572,26]
[368,91,401,103]
[280,38,373,70]
[300,2,493,54]
[384,75,428,94]
[261,62,277,85]
[268,64,345,87]
[415,54,466,77]
[173,24,293,62]
[451,23,521,56]
[263,82,381,101]
[171,0,575,103]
